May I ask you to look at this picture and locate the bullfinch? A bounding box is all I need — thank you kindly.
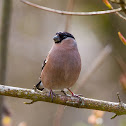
[35,32,81,99]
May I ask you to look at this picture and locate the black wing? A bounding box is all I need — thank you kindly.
[34,57,47,91]
[41,58,47,71]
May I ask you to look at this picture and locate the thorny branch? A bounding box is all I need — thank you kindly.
[0,84,126,117]
[21,0,123,16]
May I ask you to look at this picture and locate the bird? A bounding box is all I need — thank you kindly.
[34,31,81,100]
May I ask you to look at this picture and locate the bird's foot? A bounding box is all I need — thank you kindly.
[67,88,83,97]
[61,90,71,96]
[67,88,83,107]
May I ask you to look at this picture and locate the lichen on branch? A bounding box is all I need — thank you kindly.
[0,84,126,117]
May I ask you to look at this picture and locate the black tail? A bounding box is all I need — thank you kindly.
[36,81,44,91]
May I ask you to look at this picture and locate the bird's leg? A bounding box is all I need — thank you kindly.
[67,88,83,97]
[61,90,71,96]
[61,90,67,96]
[67,88,75,96]
[67,88,83,106]
[49,89,56,101]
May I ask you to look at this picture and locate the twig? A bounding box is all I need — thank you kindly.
[64,0,74,31]
[21,0,122,16]
[110,0,126,5]
[115,55,126,73]
[0,85,126,116]
[120,0,126,14]
[111,114,118,119]
[114,5,126,20]
[53,105,65,126]
[111,92,124,119]
[116,12,126,20]
[0,1,12,126]
[107,0,126,20]
[117,92,122,104]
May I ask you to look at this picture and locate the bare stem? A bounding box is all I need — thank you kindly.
[21,0,122,16]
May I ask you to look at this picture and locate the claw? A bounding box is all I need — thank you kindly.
[67,88,83,97]
[67,88,83,107]
[61,90,71,97]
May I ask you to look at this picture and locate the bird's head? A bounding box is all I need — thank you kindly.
[53,32,75,43]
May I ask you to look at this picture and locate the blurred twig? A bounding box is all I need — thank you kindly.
[21,0,122,16]
[110,0,126,4]
[0,0,12,126]
[53,105,64,126]
[103,0,126,20]
[111,4,126,20]
[0,0,12,84]
[115,55,126,73]
[64,0,74,31]
[0,85,126,116]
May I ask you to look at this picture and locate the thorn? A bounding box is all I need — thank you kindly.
[117,92,123,105]
[111,92,123,119]
[111,114,118,119]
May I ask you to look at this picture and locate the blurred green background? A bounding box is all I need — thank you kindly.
[0,0,126,126]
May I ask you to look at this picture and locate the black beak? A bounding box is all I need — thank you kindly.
[53,35,60,43]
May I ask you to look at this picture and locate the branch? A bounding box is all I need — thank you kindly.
[103,0,126,20]
[21,0,122,16]
[110,0,126,4]
[0,85,126,116]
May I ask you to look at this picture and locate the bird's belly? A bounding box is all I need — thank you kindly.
[41,64,80,90]
[41,48,81,90]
